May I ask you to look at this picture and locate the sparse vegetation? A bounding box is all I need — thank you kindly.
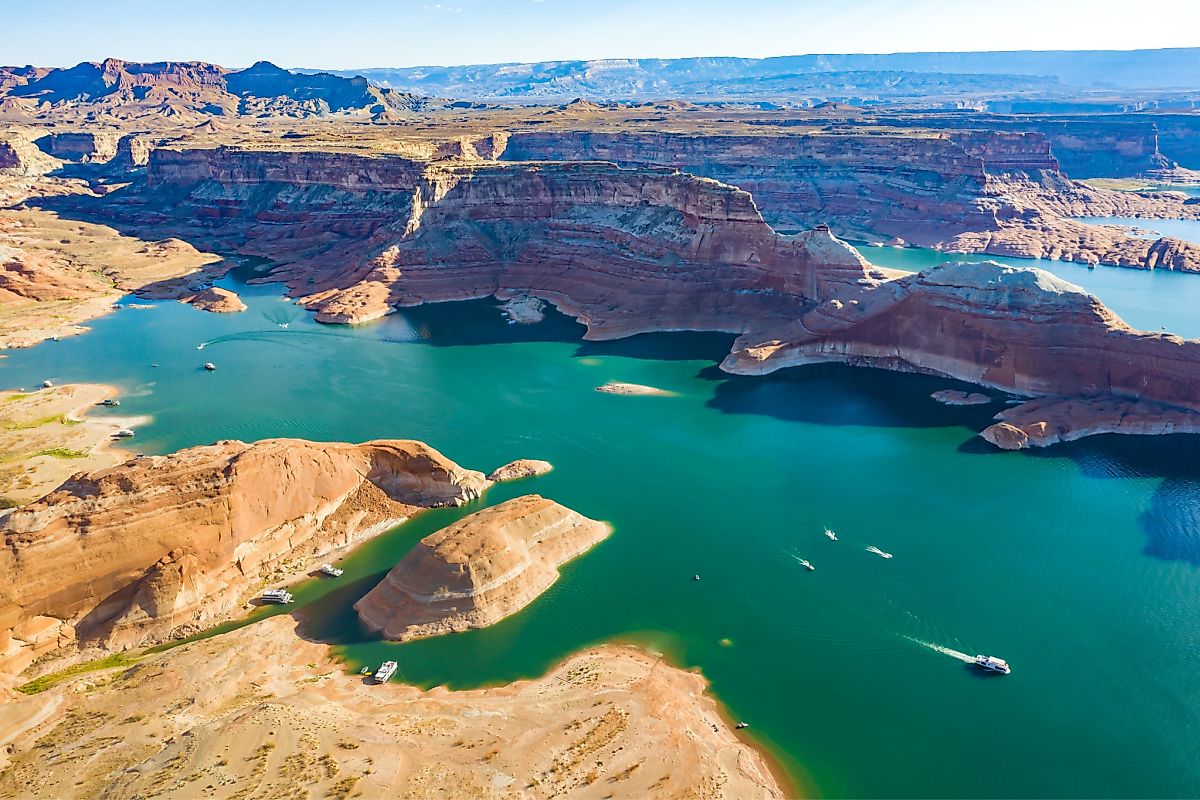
[16,651,140,695]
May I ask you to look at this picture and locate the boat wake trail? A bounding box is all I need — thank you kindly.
[904,637,974,663]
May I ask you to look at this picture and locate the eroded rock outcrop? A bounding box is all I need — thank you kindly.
[725,261,1200,445]
[501,128,1200,271]
[355,495,610,641]
[0,438,489,673]
[180,285,246,312]
[487,459,553,482]
[981,396,1200,450]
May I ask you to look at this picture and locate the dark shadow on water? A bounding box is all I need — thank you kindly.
[708,362,1005,431]
[974,433,1200,566]
[574,330,738,363]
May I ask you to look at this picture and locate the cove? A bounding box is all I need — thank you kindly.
[4,262,1200,798]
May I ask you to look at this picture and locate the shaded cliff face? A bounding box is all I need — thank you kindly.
[0,438,489,674]
[355,494,611,642]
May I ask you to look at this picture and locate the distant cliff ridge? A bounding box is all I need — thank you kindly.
[317,48,1200,101]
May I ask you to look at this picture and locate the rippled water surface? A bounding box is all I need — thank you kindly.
[5,260,1200,798]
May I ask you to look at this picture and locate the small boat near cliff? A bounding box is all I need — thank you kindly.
[261,588,293,604]
[374,660,398,683]
[973,655,1011,674]
[866,546,893,559]
[319,563,343,577]
[113,429,135,438]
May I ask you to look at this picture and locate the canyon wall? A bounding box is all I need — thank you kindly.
[498,128,1200,267]
[135,147,888,333]
[0,438,489,675]
[86,146,1200,451]
[499,129,1001,238]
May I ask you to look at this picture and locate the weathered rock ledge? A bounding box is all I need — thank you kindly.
[981,396,1200,450]
[355,495,610,641]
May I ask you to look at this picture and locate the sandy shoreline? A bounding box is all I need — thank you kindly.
[0,383,144,505]
[0,615,787,799]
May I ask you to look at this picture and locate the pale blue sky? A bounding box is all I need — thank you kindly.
[7,0,1199,69]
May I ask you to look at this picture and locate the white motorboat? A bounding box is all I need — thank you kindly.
[319,563,344,577]
[261,588,293,604]
[865,545,893,559]
[204,362,216,371]
[374,660,398,683]
[974,655,1011,674]
[798,559,815,571]
[824,528,837,541]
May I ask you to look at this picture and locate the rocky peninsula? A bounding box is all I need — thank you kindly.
[0,437,489,676]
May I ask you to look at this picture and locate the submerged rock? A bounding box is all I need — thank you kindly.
[931,389,991,406]
[355,495,610,641]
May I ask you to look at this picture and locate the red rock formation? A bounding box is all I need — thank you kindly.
[99,147,1200,449]
[500,128,1200,270]
[724,260,1200,437]
[179,285,246,313]
[355,495,610,641]
[0,438,490,673]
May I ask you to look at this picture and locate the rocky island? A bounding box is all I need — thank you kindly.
[356,495,611,641]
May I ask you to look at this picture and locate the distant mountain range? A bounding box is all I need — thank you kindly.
[321,48,1200,103]
[0,58,453,122]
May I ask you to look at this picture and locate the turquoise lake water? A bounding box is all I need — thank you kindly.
[5,246,1200,797]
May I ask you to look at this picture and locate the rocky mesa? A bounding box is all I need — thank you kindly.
[0,438,489,676]
[355,495,611,641]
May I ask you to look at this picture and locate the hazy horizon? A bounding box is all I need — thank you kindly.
[11,0,1200,71]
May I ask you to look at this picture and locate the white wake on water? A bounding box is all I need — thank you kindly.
[904,636,975,663]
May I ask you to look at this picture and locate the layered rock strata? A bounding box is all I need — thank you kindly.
[134,148,890,336]
[82,147,1200,448]
[500,129,1200,270]
[355,495,610,641]
[0,438,489,674]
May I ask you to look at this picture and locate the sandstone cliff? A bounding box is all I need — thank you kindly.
[355,495,610,641]
[499,128,1200,271]
[77,145,1200,449]
[135,148,888,336]
[0,438,489,674]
